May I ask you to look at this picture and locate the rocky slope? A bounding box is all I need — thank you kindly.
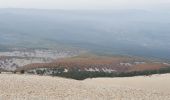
[0,48,83,71]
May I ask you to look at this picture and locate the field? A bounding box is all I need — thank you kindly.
[0,74,170,100]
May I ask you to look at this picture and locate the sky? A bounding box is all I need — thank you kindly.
[0,0,170,10]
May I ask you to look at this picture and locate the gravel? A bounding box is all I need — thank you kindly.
[0,74,170,100]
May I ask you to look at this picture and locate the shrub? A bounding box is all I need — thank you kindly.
[20,70,25,74]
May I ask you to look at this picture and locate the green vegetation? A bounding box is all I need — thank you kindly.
[22,66,170,80]
[20,70,25,74]
[52,71,114,80]
[119,67,170,77]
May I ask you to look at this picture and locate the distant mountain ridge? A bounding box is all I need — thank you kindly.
[0,8,170,59]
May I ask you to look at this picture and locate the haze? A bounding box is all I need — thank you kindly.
[0,0,170,10]
[0,0,170,59]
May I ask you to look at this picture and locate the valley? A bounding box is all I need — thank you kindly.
[0,2,170,99]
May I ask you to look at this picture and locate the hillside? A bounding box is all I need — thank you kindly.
[17,54,169,73]
[13,54,170,80]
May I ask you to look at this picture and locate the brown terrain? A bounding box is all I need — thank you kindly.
[16,54,169,73]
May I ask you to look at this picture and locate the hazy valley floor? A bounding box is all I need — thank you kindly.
[0,74,170,100]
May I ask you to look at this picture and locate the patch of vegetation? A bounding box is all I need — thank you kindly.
[20,70,25,74]
[22,66,170,80]
[118,67,170,77]
[52,71,115,80]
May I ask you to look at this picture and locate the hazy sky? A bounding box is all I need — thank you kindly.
[0,0,170,10]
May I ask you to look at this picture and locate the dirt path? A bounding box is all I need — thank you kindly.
[0,74,170,100]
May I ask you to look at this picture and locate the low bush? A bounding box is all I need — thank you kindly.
[20,70,25,74]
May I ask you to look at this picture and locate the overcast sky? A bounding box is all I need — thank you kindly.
[0,0,170,10]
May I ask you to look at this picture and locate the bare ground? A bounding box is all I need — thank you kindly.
[0,74,170,100]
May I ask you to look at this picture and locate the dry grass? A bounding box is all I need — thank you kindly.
[129,63,167,72]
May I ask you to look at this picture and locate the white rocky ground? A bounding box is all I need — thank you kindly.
[0,74,170,100]
[0,49,79,59]
[0,48,83,71]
